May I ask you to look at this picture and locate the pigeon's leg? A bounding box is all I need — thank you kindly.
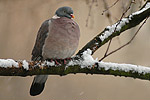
[49,58,72,65]
[66,58,71,60]
[47,59,60,65]
[63,59,67,64]
[63,58,72,64]
[54,59,60,65]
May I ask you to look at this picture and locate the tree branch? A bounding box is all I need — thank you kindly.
[99,17,149,61]
[77,0,150,56]
[1,52,150,81]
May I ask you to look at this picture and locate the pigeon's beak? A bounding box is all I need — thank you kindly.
[70,14,75,18]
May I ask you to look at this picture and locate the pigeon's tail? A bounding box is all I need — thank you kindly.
[30,82,45,96]
[30,75,48,96]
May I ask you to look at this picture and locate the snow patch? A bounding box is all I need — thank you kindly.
[67,49,98,68]
[0,59,18,68]
[22,60,29,70]
[98,62,150,74]
[81,49,98,67]
[67,55,150,75]
[99,18,129,41]
[99,2,150,42]
[129,2,150,20]
[45,61,55,66]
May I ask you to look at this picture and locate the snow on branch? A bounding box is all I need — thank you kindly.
[0,1,150,81]
[0,49,150,81]
[77,1,150,55]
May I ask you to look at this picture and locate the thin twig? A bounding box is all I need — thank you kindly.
[94,0,98,6]
[102,0,113,24]
[104,39,112,56]
[86,0,95,27]
[138,0,143,8]
[101,0,135,60]
[115,0,135,31]
[102,0,120,15]
[99,17,149,61]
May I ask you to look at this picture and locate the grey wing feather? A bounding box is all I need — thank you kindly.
[31,19,50,61]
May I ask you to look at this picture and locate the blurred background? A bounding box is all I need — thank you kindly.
[0,0,150,100]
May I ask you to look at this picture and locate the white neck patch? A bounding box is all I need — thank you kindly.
[52,15,60,19]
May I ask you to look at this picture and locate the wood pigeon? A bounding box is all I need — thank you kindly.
[30,6,80,96]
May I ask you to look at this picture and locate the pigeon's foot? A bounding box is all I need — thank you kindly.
[46,58,71,65]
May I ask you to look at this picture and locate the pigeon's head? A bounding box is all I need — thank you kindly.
[55,6,74,19]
